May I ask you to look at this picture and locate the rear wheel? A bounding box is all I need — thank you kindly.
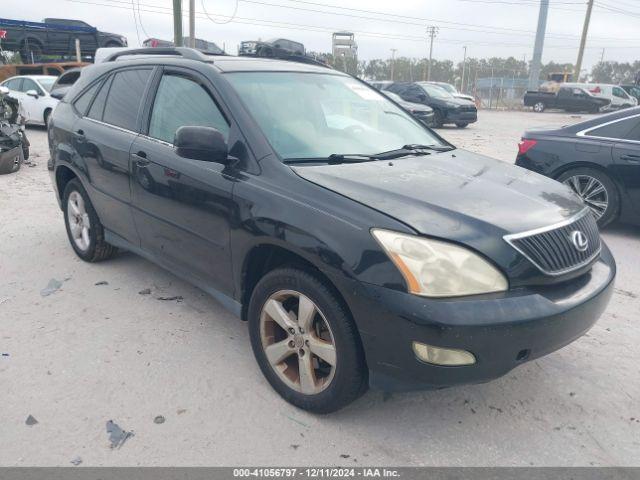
[248,268,367,413]
[557,167,619,228]
[533,102,546,113]
[63,179,117,262]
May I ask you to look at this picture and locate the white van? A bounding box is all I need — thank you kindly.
[565,83,637,110]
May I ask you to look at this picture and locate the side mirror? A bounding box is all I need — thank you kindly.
[0,86,9,96]
[50,89,67,100]
[26,89,40,98]
[174,126,228,163]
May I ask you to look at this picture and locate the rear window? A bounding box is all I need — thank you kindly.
[87,75,113,121]
[102,69,152,131]
[73,80,102,115]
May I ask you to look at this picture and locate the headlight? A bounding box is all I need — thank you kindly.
[371,229,508,297]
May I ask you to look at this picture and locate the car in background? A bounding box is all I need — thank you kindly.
[0,75,59,126]
[369,80,393,91]
[516,107,640,227]
[383,90,435,127]
[425,81,474,102]
[524,86,609,113]
[50,68,84,100]
[386,81,477,128]
[620,84,640,104]
[239,38,305,57]
[565,83,637,110]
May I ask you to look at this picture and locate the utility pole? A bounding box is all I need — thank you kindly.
[426,26,439,81]
[528,0,549,91]
[390,48,397,81]
[461,46,467,93]
[600,48,605,63]
[173,0,183,47]
[574,0,594,81]
[189,0,196,47]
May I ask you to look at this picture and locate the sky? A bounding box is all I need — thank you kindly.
[3,0,640,71]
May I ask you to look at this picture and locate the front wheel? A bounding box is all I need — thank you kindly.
[455,122,469,128]
[533,102,545,113]
[557,167,619,228]
[63,178,117,262]
[248,268,367,413]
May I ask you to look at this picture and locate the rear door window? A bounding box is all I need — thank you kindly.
[102,69,152,131]
[3,78,23,91]
[148,73,229,144]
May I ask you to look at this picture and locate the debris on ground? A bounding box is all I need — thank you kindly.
[138,288,152,295]
[1,353,9,357]
[70,456,83,466]
[40,278,63,297]
[25,415,38,426]
[94,281,109,286]
[154,415,165,424]
[176,409,186,415]
[106,420,134,449]
[340,454,350,459]
[156,295,183,302]
[0,297,9,305]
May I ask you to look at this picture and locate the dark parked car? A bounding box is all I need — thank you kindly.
[0,17,127,62]
[383,90,435,127]
[516,106,640,227]
[386,81,477,128]
[48,48,615,413]
[524,86,609,113]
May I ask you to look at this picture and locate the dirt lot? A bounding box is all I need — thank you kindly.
[1,110,638,466]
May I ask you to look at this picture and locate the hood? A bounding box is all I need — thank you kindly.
[453,93,475,101]
[293,150,584,241]
[401,100,433,113]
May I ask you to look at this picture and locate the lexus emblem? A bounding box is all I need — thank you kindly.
[570,230,589,252]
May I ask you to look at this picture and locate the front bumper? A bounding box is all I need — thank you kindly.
[444,109,478,124]
[339,243,615,391]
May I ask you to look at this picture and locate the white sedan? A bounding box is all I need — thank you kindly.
[0,75,59,126]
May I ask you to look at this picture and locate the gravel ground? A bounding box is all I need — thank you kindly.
[0,110,638,467]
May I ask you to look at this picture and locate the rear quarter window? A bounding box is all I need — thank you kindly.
[586,117,640,140]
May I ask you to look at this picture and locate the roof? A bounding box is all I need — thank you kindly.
[212,56,337,74]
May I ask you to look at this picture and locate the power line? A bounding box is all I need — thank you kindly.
[201,0,239,24]
[130,0,141,44]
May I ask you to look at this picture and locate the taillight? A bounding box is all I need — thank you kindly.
[518,138,537,155]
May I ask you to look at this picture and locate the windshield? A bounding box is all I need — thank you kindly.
[38,77,56,92]
[225,72,445,161]
[416,82,454,99]
[436,83,457,94]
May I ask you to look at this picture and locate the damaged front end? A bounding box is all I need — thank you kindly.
[0,87,29,175]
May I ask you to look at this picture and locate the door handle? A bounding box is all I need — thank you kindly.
[132,150,150,167]
[621,154,640,163]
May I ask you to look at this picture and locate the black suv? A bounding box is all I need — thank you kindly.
[48,48,615,413]
[386,81,478,128]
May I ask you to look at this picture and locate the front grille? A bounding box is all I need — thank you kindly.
[504,209,601,276]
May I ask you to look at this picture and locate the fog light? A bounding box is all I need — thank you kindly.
[412,342,476,366]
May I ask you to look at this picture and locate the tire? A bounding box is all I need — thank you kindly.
[62,178,117,262]
[533,102,545,113]
[432,109,444,128]
[455,122,469,128]
[44,109,52,128]
[248,267,367,413]
[557,167,619,228]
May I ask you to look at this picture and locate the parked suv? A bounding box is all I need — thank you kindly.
[48,48,615,413]
[386,81,477,127]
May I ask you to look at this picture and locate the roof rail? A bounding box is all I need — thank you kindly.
[104,47,211,63]
[238,52,332,69]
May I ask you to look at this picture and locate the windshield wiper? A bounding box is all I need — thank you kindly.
[402,144,455,152]
[284,154,376,165]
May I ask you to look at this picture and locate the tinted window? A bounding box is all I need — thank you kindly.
[587,117,640,140]
[102,69,152,131]
[73,80,103,116]
[87,75,113,121]
[149,74,229,144]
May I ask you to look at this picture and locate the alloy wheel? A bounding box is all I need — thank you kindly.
[563,174,609,220]
[67,191,91,251]
[534,102,545,112]
[260,290,337,395]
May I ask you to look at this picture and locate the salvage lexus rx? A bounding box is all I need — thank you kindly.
[48,48,615,413]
